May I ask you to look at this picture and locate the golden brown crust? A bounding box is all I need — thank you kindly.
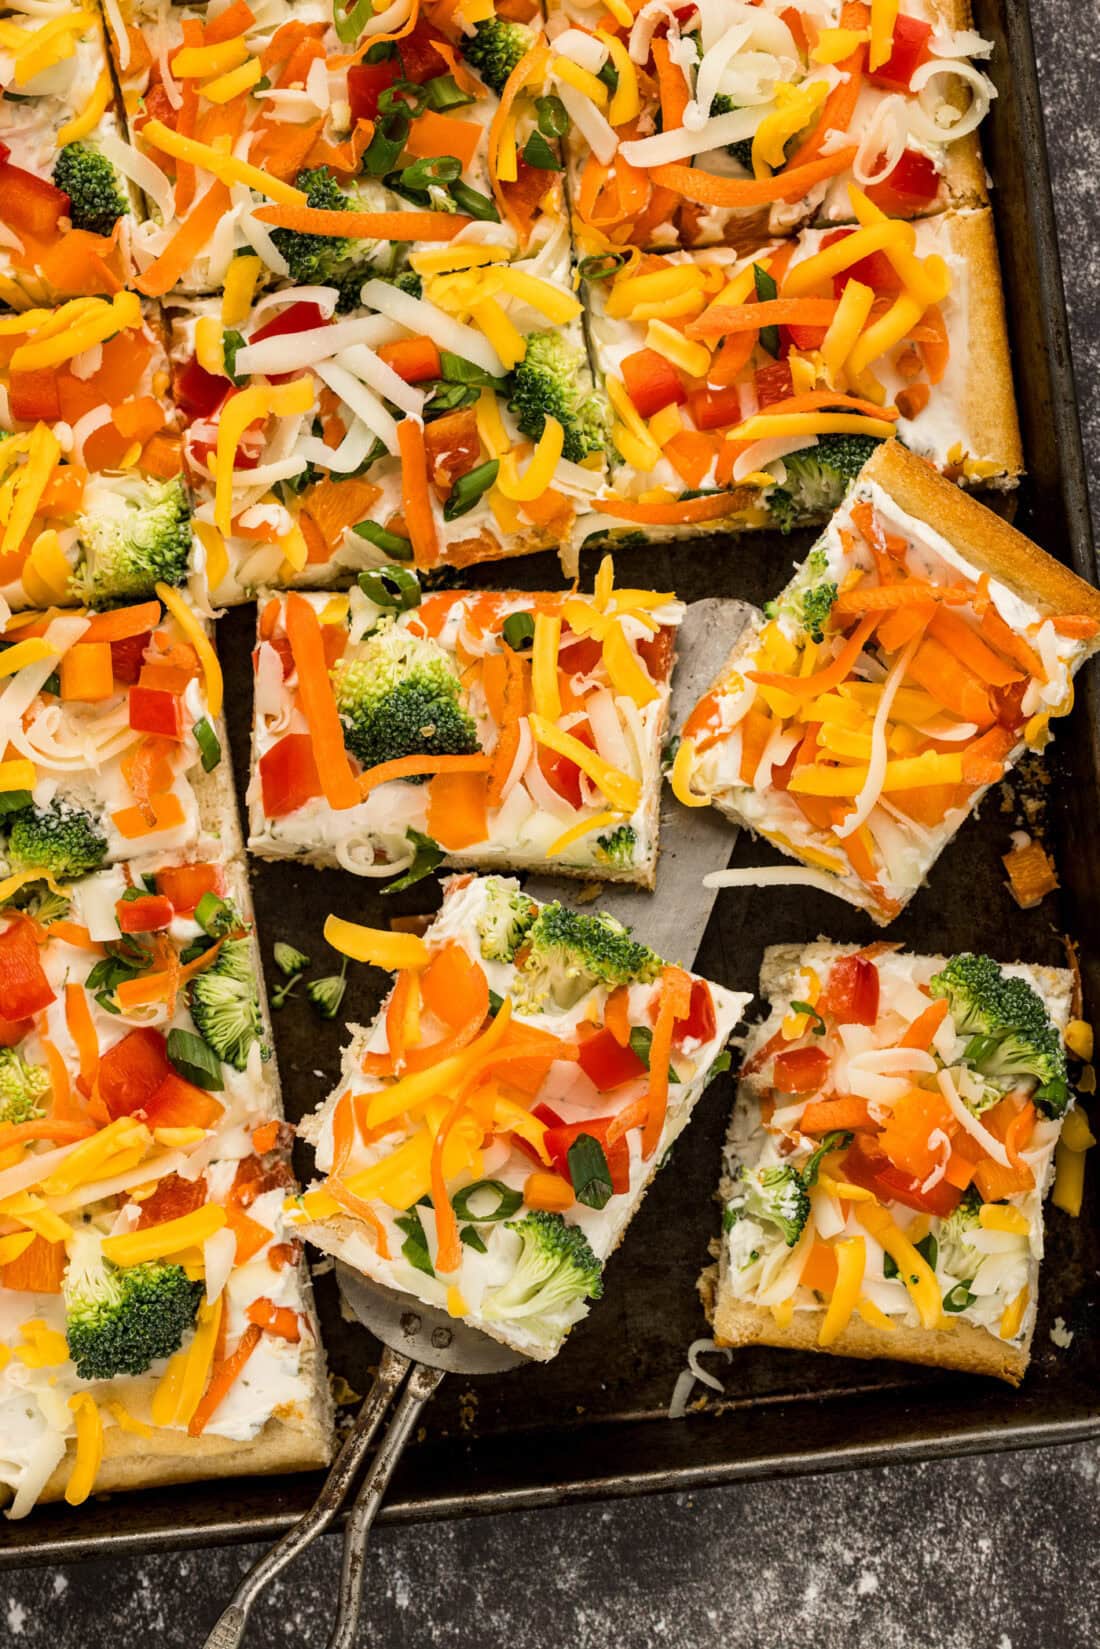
[949,210,1023,477]
[866,439,1100,620]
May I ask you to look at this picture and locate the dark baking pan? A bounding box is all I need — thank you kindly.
[3,0,1097,1569]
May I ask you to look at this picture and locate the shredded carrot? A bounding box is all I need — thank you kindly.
[745,391,899,421]
[750,614,878,699]
[285,592,360,811]
[798,1096,873,1134]
[651,37,689,129]
[898,996,949,1050]
[64,984,99,1096]
[642,966,692,1159]
[784,1,868,168]
[429,1097,466,1275]
[48,920,100,951]
[326,1177,392,1259]
[686,297,839,341]
[251,1119,282,1155]
[0,1117,96,1149]
[254,205,470,240]
[38,1034,77,1121]
[116,938,222,1011]
[486,646,527,808]
[605,985,632,1049]
[488,41,550,235]
[651,147,858,209]
[1050,613,1100,638]
[590,492,751,526]
[357,752,491,795]
[188,1324,262,1436]
[832,581,970,616]
[605,1094,648,1145]
[928,607,1024,687]
[978,606,1045,680]
[81,601,162,643]
[246,1297,301,1341]
[396,417,440,568]
[134,183,232,298]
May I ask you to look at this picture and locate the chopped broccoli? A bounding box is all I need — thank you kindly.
[0,1049,50,1125]
[763,544,838,642]
[79,475,191,601]
[476,879,537,963]
[6,800,107,880]
[332,619,481,774]
[929,953,1069,1116]
[52,144,129,237]
[188,938,263,1072]
[730,1162,810,1248]
[460,17,535,94]
[514,902,661,1011]
[594,823,638,869]
[270,169,380,313]
[767,435,881,532]
[480,1210,602,1343]
[63,1229,202,1381]
[935,1185,983,1283]
[509,332,608,465]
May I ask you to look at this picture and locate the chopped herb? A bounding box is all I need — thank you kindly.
[166,1028,223,1091]
[628,1025,681,1082]
[394,1207,434,1277]
[451,1180,523,1223]
[789,1000,828,1036]
[381,829,444,895]
[567,1133,613,1210]
[752,263,779,357]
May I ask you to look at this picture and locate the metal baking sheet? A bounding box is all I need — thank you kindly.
[3,0,1097,1569]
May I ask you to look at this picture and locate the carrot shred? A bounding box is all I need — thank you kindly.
[134,182,232,298]
[254,205,470,241]
[783,2,868,168]
[927,607,1024,687]
[64,984,99,1096]
[188,1324,262,1436]
[831,581,969,617]
[651,37,689,129]
[642,966,692,1159]
[285,592,360,811]
[590,492,752,526]
[357,752,491,795]
[749,613,878,699]
[686,297,839,341]
[651,147,858,209]
[1050,614,1100,638]
[798,1096,873,1134]
[0,1117,96,1149]
[604,985,632,1049]
[396,417,440,568]
[898,997,949,1050]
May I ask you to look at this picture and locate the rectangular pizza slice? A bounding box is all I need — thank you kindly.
[247,561,680,886]
[577,206,1020,543]
[550,0,992,253]
[167,232,609,601]
[0,0,141,306]
[0,293,195,610]
[672,440,1100,924]
[0,846,333,1517]
[107,0,565,299]
[289,873,749,1361]
[0,590,232,881]
[706,938,1079,1385]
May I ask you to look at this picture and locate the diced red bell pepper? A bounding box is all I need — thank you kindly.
[772,1043,829,1094]
[819,954,880,1025]
[116,893,175,934]
[98,1027,173,1118]
[865,148,940,214]
[144,1071,224,1131]
[397,18,451,82]
[155,862,223,915]
[536,721,594,808]
[377,335,443,384]
[621,348,686,420]
[174,354,229,421]
[250,302,329,345]
[137,1170,208,1229]
[0,160,70,237]
[841,1132,961,1217]
[558,635,602,676]
[754,359,795,407]
[0,919,55,1021]
[0,1015,33,1048]
[0,141,9,165]
[259,732,323,818]
[578,1027,647,1091]
[866,14,933,91]
[687,384,742,431]
[129,684,184,740]
[543,1116,631,1196]
[8,368,62,424]
[822,229,903,296]
[110,630,151,685]
[675,978,716,1047]
[347,56,402,123]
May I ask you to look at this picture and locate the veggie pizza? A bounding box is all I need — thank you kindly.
[290,876,748,1359]
[707,940,1082,1384]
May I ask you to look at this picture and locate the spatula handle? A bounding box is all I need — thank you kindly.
[326,1360,447,1649]
[201,1345,411,1649]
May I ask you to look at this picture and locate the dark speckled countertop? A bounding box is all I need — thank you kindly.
[4,1,1100,1642]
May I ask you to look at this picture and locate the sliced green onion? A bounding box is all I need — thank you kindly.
[535,94,570,137]
[459,1224,488,1253]
[443,458,498,520]
[597,60,619,93]
[488,988,504,1015]
[193,716,222,773]
[166,1028,223,1092]
[352,519,413,559]
[395,1207,435,1277]
[425,73,474,110]
[222,329,246,385]
[0,789,33,816]
[521,131,561,171]
[424,381,480,417]
[364,39,395,63]
[358,564,421,610]
[382,829,444,895]
[578,251,628,283]
[363,110,410,176]
[628,1024,681,1083]
[501,611,535,652]
[449,180,499,221]
[943,1281,975,1314]
[400,154,462,192]
[789,1000,827,1036]
[334,0,375,45]
[567,1133,613,1210]
[451,1179,523,1223]
[800,1130,853,1189]
[706,1049,733,1082]
[753,262,779,358]
[378,79,429,117]
[438,351,509,390]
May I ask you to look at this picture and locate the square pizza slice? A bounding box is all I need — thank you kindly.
[577,206,1020,543]
[247,560,680,886]
[706,938,1079,1385]
[672,440,1100,924]
[288,874,749,1361]
[167,232,609,601]
[0,851,333,1517]
[108,0,565,298]
[550,0,992,253]
[0,589,232,883]
[0,293,195,610]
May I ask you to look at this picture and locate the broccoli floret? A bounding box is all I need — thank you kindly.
[763,545,838,642]
[0,1049,50,1125]
[730,1162,810,1248]
[510,332,608,465]
[594,823,638,869]
[936,1184,983,1282]
[52,144,129,237]
[476,879,537,963]
[80,475,191,602]
[188,938,263,1072]
[6,800,107,880]
[930,953,1069,1117]
[270,169,381,313]
[514,903,661,1011]
[767,435,881,532]
[480,1210,602,1343]
[332,620,481,774]
[63,1229,201,1380]
[460,17,535,94]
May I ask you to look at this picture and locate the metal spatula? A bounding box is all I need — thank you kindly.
[202,599,751,1649]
